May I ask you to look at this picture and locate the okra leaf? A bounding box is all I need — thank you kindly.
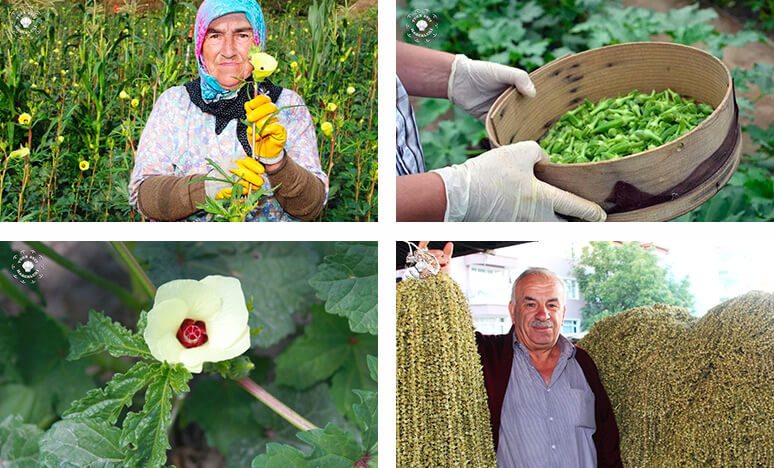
[274,307,377,390]
[309,242,377,335]
[63,361,157,424]
[39,418,124,467]
[120,363,191,468]
[68,310,151,360]
[298,423,362,462]
[0,415,43,468]
[352,389,378,452]
[251,443,309,468]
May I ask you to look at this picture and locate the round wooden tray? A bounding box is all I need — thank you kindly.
[485,42,740,221]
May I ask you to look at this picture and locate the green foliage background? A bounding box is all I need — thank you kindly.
[0,0,377,221]
[571,241,695,330]
[400,0,773,221]
[0,241,377,467]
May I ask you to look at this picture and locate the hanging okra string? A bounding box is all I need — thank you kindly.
[540,89,714,164]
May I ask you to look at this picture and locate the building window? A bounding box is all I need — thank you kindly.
[562,319,580,334]
[563,277,580,301]
[468,264,510,304]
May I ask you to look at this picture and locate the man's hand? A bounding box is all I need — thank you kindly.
[245,95,286,164]
[417,241,453,274]
[447,54,536,122]
[432,141,607,222]
[205,157,265,200]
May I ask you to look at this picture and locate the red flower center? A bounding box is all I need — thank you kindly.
[177,319,208,348]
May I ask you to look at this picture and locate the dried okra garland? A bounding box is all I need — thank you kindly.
[396,273,496,467]
[578,291,774,467]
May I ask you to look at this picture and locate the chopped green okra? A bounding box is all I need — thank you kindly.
[540,89,714,164]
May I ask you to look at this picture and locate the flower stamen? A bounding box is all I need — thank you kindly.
[177,319,208,348]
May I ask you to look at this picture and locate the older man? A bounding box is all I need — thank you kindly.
[476,267,623,468]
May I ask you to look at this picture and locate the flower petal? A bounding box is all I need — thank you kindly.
[200,275,249,347]
[144,297,187,364]
[178,325,250,373]
[154,279,222,320]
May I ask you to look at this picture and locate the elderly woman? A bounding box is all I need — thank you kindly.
[129,0,327,221]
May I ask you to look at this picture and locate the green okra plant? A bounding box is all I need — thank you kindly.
[540,89,714,164]
[0,241,378,467]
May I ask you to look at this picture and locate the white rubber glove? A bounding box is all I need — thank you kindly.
[432,141,607,222]
[447,54,536,122]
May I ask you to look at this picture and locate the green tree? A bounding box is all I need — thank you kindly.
[571,242,694,330]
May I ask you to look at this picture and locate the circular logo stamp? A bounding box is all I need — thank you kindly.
[13,5,43,35]
[405,9,438,44]
[11,249,46,284]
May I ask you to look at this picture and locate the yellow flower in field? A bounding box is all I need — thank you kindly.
[321,121,333,138]
[52,76,57,82]
[57,136,64,144]
[326,102,337,112]
[119,90,130,100]
[290,50,295,55]
[79,160,90,171]
[53,48,60,54]
[9,146,29,159]
[30,83,37,89]
[290,61,298,70]
[28,58,35,64]
[131,98,139,108]
[61,69,67,76]
[347,86,355,95]
[18,113,31,125]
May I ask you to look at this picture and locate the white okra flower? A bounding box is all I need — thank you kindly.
[144,275,251,373]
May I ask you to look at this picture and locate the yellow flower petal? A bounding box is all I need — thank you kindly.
[79,160,90,171]
[347,86,355,95]
[18,113,31,125]
[326,103,337,112]
[321,121,333,138]
[131,98,139,108]
[9,147,30,159]
[119,90,129,100]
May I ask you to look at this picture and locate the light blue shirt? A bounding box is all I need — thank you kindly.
[396,76,425,176]
[497,334,597,468]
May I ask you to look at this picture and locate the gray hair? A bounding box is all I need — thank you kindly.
[510,267,566,303]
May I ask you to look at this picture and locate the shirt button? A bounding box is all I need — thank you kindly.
[547,388,551,392]
[551,445,556,449]
[549,417,554,421]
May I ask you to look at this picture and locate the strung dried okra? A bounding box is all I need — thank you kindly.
[540,89,714,164]
[396,273,496,467]
[578,291,774,467]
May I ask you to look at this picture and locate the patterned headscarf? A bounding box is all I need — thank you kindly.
[194,0,266,102]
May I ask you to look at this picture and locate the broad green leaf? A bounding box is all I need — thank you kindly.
[133,242,330,347]
[39,419,124,467]
[14,308,68,384]
[330,348,377,421]
[33,359,94,415]
[298,423,361,462]
[64,361,156,423]
[251,443,309,468]
[121,363,191,468]
[309,242,377,335]
[0,315,18,379]
[274,307,377,389]
[184,379,266,455]
[226,438,270,468]
[366,355,377,383]
[0,415,43,468]
[68,311,151,360]
[352,390,377,452]
[0,384,51,429]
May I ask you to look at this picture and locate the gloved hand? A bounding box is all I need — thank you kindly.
[245,95,287,164]
[447,54,536,122]
[205,157,265,200]
[431,141,607,222]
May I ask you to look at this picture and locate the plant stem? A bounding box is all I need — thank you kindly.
[110,241,156,299]
[237,377,318,432]
[24,241,145,311]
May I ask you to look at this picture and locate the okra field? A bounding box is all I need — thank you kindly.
[402,0,774,221]
[0,0,377,222]
[0,241,377,467]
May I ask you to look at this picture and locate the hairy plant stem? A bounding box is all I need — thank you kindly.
[238,378,318,431]
[24,241,145,311]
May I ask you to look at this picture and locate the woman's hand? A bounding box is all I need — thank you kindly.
[206,157,265,200]
[245,95,287,164]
